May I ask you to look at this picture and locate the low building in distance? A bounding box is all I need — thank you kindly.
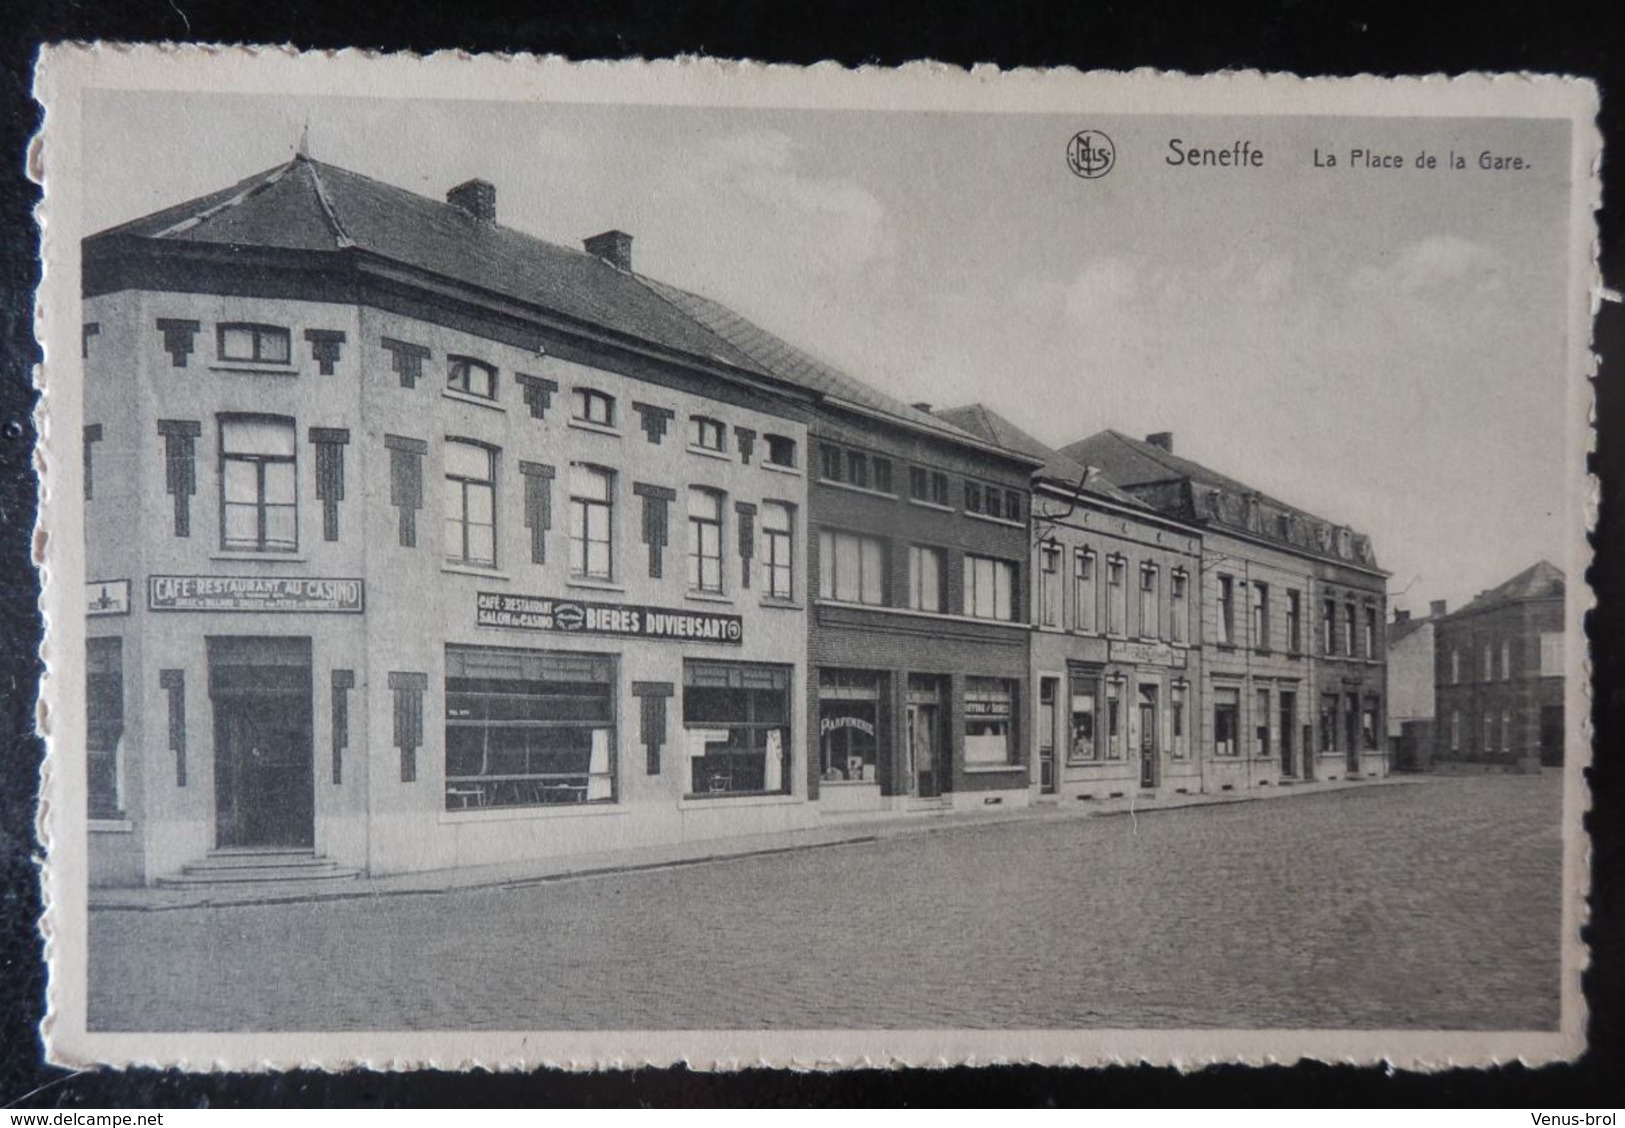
[1386,600,1447,770]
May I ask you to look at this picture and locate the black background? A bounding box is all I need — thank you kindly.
[1,0,1622,1108]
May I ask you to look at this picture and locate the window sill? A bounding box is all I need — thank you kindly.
[963,763,1024,774]
[90,817,133,833]
[679,792,801,809]
[685,590,734,605]
[440,802,625,825]
[760,597,803,611]
[1254,648,1273,657]
[568,419,620,438]
[818,479,898,501]
[443,389,505,412]
[567,576,625,593]
[209,362,299,377]
[686,444,731,462]
[210,552,306,564]
[907,497,955,514]
[761,461,801,476]
[1214,644,1238,653]
[820,779,880,788]
[444,563,509,581]
[965,511,1025,529]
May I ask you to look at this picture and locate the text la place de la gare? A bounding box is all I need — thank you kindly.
[1164,138,1531,172]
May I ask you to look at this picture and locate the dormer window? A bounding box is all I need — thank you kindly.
[573,388,616,428]
[765,434,797,469]
[690,416,726,452]
[218,323,290,365]
[447,355,497,400]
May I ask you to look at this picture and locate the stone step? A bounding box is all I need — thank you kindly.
[185,850,329,870]
[157,852,361,887]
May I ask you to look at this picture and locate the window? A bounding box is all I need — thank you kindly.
[1450,709,1461,752]
[443,440,496,567]
[1171,571,1189,644]
[1140,565,1160,639]
[1540,632,1563,676]
[1107,558,1127,635]
[820,444,844,481]
[1286,590,1302,652]
[1483,711,1494,753]
[444,647,615,810]
[1039,542,1062,627]
[964,554,1016,621]
[219,416,296,552]
[846,450,869,489]
[819,669,882,783]
[689,416,726,452]
[1501,639,1512,680]
[908,544,944,613]
[1362,701,1379,750]
[1068,674,1098,762]
[1219,575,1237,645]
[1451,647,1462,684]
[1365,606,1378,659]
[1170,682,1187,758]
[687,488,724,593]
[1252,582,1270,650]
[1214,687,1240,756]
[1253,687,1272,757]
[1320,694,1339,752]
[1322,598,1337,654]
[908,466,929,502]
[765,434,797,469]
[1483,642,1493,681]
[759,502,794,599]
[1344,602,1357,657]
[446,355,496,399]
[568,464,614,579]
[964,481,983,513]
[685,661,792,795]
[1075,549,1098,632]
[820,529,885,605]
[930,471,950,506]
[217,322,290,364]
[872,457,894,494]
[1005,491,1023,523]
[986,488,1003,520]
[1104,680,1123,759]
[572,388,615,427]
[964,678,1016,765]
[1501,708,1512,751]
[87,637,124,819]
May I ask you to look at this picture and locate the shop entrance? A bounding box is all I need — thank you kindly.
[906,675,946,798]
[1137,684,1158,788]
[209,637,314,849]
[1038,678,1059,794]
[1279,691,1297,776]
[1344,692,1361,774]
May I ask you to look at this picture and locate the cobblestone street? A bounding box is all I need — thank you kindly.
[87,774,1565,1031]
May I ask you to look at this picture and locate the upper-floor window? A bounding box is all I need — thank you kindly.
[765,434,797,469]
[690,416,726,452]
[1252,581,1270,650]
[1344,602,1357,657]
[908,466,951,506]
[1171,570,1189,644]
[1005,491,1023,523]
[760,502,794,599]
[846,450,870,489]
[219,415,296,552]
[573,388,616,428]
[1365,605,1378,659]
[872,457,894,494]
[1218,574,1237,646]
[1107,558,1127,636]
[1483,642,1493,681]
[820,444,844,482]
[1501,638,1512,680]
[1451,647,1461,684]
[446,355,497,400]
[443,440,496,567]
[687,487,725,593]
[1039,542,1062,627]
[820,530,885,605]
[217,323,290,365]
[986,488,1004,520]
[1286,589,1302,652]
[1075,549,1098,632]
[908,544,945,613]
[1140,564,1160,639]
[569,464,614,579]
[964,481,983,514]
[1322,598,1337,654]
[964,554,1016,622]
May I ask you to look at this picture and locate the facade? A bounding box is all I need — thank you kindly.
[935,406,1204,803]
[1386,601,1445,770]
[1062,430,1390,788]
[1432,562,1566,769]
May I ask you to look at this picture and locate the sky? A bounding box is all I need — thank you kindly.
[81,90,1581,616]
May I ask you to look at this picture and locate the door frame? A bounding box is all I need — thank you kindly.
[1137,683,1159,789]
[208,636,315,850]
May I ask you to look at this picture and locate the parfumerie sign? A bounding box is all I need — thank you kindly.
[477,592,743,644]
[149,575,365,613]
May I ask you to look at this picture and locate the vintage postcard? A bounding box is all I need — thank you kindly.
[31,48,1598,1070]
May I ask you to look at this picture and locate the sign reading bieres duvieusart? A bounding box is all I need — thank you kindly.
[476,591,743,644]
[148,575,365,613]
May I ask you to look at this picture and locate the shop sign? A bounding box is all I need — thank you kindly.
[819,714,876,737]
[476,592,743,645]
[87,579,130,617]
[148,575,364,613]
[1109,639,1187,668]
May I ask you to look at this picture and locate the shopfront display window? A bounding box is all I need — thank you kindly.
[1214,686,1240,757]
[684,661,792,796]
[965,677,1015,765]
[1068,672,1098,762]
[87,636,124,819]
[818,669,882,784]
[444,646,615,810]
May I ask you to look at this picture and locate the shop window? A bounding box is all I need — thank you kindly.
[1214,687,1240,757]
[446,355,497,400]
[1171,570,1188,644]
[1075,549,1097,633]
[964,677,1015,766]
[444,647,615,809]
[1363,699,1380,750]
[1107,557,1127,636]
[687,487,725,594]
[569,464,615,579]
[1068,674,1098,762]
[765,434,797,469]
[684,661,792,796]
[908,544,944,613]
[87,637,124,819]
[572,387,616,428]
[1286,589,1302,652]
[1104,679,1123,759]
[820,529,885,605]
[1141,565,1161,639]
[1251,582,1270,650]
[218,322,291,365]
[1038,542,1062,627]
[443,440,496,568]
[690,416,726,452]
[1170,682,1188,758]
[818,669,882,784]
[964,554,1016,621]
[760,502,794,599]
[1320,693,1340,752]
[1255,688,1271,757]
[219,415,297,553]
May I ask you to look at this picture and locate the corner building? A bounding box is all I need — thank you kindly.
[82,158,837,885]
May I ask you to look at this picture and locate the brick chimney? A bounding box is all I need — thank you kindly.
[1393,608,1411,623]
[446,179,497,224]
[1145,432,1174,452]
[1429,599,1448,618]
[584,230,634,271]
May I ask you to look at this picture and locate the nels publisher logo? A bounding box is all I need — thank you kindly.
[1066,130,1116,179]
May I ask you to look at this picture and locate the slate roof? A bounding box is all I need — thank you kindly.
[930,404,1149,509]
[1455,561,1566,617]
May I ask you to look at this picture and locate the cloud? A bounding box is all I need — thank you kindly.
[1349,234,1505,300]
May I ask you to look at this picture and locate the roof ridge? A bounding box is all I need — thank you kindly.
[302,159,356,249]
[149,159,299,240]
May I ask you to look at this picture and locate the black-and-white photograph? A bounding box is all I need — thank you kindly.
[34,52,1595,1068]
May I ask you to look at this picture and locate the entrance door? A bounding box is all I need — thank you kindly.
[210,637,314,849]
[1344,692,1360,774]
[1540,705,1564,766]
[1038,678,1058,794]
[1137,685,1158,788]
[1279,692,1297,776]
[906,703,941,798]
